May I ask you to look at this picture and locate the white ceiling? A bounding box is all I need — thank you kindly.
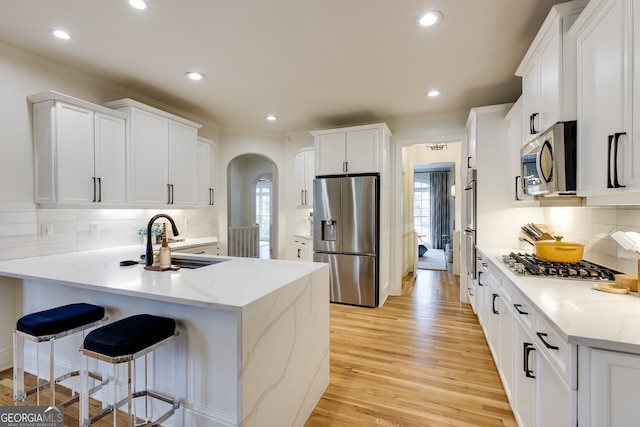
[0,0,561,133]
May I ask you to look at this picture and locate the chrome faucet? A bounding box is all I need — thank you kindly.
[145,213,180,267]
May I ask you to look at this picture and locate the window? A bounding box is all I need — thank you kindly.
[414,178,430,242]
[255,178,271,241]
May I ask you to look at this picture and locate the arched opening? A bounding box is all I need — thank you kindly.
[227,153,278,259]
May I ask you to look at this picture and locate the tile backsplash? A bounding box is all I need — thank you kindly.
[0,203,216,261]
[543,205,640,274]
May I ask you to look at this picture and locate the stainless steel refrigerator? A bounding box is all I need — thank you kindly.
[313,175,379,307]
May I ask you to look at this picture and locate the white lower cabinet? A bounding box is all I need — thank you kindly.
[478,249,578,427]
[580,348,640,427]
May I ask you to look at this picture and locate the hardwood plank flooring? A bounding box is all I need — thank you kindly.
[305,268,517,427]
[0,268,515,426]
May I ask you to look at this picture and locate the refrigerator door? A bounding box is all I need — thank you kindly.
[343,176,378,255]
[314,252,377,307]
[313,177,342,253]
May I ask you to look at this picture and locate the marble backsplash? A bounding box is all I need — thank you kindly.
[0,203,216,261]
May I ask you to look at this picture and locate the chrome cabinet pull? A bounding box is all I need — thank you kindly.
[536,332,559,350]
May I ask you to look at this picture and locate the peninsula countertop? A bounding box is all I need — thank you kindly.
[0,245,326,312]
[479,245,640,354]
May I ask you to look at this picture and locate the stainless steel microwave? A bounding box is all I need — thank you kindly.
[520,121,577,196]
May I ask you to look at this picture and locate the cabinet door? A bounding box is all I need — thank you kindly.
[536,351,575,427]
[591,348,640,426]
[294,152,307,205]
[539,28,561,133]
[55,102,95,204]
[94,112,126,204]
[498,288,514,402]
[129,108,169,204]
[467,113,477,169]
[513,319,536,427]
[196,141,214,205]
[315,132,346,176]
[305,151,315,206]
[168,121,197,205]
[345,128,379,173]
[507,99,535,203]
[522,61,541,139]
[577,0,627,195]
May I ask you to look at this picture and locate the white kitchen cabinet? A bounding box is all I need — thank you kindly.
[312,123,390,176]
[293,236,312,262]
[513,317,536,427]
[581,348,640,427]
[104,98,202,206]
[294,150,314,207]
[571,0,640,203]
[29,91,127,207]
[516,0,587,141]
[173,243,218,255]
[506,98,537,205]
[497,275,514,403]
[466,111,477,170]
[197,137,215,206]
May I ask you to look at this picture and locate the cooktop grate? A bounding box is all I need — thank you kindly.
[501,252,621,281]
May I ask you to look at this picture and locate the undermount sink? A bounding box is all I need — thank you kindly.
[170,255,229,269]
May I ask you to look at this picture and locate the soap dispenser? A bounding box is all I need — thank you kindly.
[159,237,171,268]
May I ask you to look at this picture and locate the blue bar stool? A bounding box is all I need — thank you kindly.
[13,303,107,407]
[80,314,180,427]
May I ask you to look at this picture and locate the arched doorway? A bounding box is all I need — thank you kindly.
[227,153,278,259]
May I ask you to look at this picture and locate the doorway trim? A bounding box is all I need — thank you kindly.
[390,133,467,300]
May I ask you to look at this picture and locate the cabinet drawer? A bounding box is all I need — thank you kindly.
[535,315,577,389]
[510,287,536,332]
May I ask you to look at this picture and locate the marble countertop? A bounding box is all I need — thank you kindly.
[479,245,640,354]
[0,243,325,312]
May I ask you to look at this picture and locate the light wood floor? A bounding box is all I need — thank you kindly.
[0,268,516,426]
[305,268,517,427]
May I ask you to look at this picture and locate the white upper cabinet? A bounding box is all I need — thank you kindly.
[294,150,314,207]
[29,91,127,207]
[506,97,536,204]
[312,123,390,176]
[104,98,202,207]
[516,0,588,141]
[571,0,640,203]
[196,137,215,206]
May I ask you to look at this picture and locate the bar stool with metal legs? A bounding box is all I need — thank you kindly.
[13,303,107,407]
[79,314,180,427]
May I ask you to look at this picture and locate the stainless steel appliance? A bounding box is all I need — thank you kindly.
[313,175,378,307]
[501,252,620,281]
[520,121,577,196]
[463,169,477,279]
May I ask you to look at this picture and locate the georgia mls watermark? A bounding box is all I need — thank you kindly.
[0,406,63,427]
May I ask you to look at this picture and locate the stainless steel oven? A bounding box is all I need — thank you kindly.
[463,169,477,279]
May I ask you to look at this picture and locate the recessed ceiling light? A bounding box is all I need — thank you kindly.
[185,71,205,81]
[51,29,71,40]
[266,115,278,121]
[416,10,443,27]
[129,0,147,10]
[427,89,441,97]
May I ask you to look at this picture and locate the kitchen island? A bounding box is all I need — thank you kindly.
[0,246,330,427]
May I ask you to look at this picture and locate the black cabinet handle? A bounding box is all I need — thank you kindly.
[530,113,539,135]
[524,342,536,378]
[467,156,472,169]
[607,134,614,188]
[492,293,499,314]
[97,177,102,202]
[209,188,214,205]
[515,176,521,201]
[613,132,627,188]
[536,332,559,350]
[211,188,214,205]
[467,287,474,297]
[167,184,175,204]
[514,303,529,315]
[92,177,97,202]
[477,271,484,286]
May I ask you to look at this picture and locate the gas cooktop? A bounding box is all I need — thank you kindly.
[501,252,621,281]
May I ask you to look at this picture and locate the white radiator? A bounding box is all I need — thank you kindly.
[229,225,259,257]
